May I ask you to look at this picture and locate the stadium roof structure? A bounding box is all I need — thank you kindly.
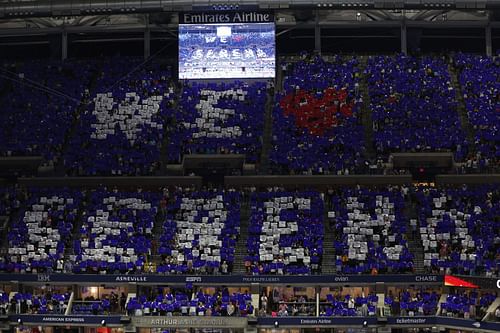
[0,0,499,56]
[1,0,500,18]
[0,3,498,32]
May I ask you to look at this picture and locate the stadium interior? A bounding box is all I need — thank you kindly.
[0,1,500,333]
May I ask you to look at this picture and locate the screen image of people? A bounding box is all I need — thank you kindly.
[179,22,275,79]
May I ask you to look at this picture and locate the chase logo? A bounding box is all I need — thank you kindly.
[415,275,437,282]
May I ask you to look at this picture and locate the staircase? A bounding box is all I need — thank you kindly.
[233,198,250,274]
[159,83,180,175]
[448,64,477,153]
[404,200,425,274]
[322,205,337,274]
[258,87,274,175]
[358,56,376,160]
[149,199,167,266]
[276,60,285,93]
[57,66,100,176]
[65,191,89,258]
[0,203,26,256]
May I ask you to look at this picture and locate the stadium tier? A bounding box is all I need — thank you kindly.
[0,54,497,176]
[0,184,498,278]
[415,185,500,276]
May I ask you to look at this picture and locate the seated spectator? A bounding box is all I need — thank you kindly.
[271,55,365,174]
[168,81,266,164]
[246,189,323,275]
[72,188,160,274]
[329,187,414,274]
[157,189,240,274]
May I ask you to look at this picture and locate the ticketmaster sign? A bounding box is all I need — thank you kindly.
[131,316,248,328]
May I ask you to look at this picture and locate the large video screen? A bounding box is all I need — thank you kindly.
[179,22,275,79]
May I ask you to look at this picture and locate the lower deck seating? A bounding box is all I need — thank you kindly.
[441,291,496,319]
[385,290,439,316]
[127,289,253,316]
[321,293,377,317]
[12,292,70,314]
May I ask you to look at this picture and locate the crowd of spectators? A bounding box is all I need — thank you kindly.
[72,188,161,274]
[64,57,175,176]
[11,292,70,314]
[367,54,468,162]
[329,187,414,274]
[3,188,82,273]
[157,189,240,274]
[168,81,267,164]
[454,53,500,173]
[246,190,324,274]
[0,60,92,165]
[321,292,377,317]
[127,288,253,316]
[271,55,365,175]
[385,289,440,316]
[416,185,500,277]
[440,291,496,319]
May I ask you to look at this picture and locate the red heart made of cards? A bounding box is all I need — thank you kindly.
[280,88,354,136]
